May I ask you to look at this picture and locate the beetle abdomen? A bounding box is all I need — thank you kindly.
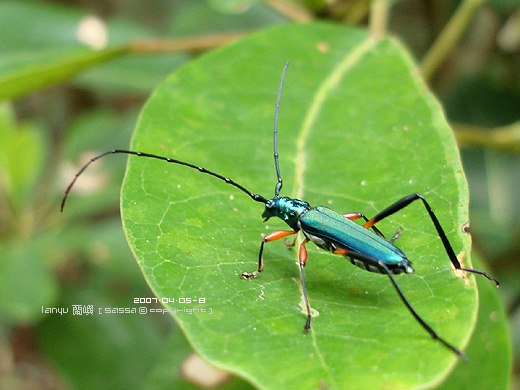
[299,206,413,274]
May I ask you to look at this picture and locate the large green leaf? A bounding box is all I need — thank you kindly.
[121,23,480,389]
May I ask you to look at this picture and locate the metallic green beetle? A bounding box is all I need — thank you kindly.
[62,62,498,362]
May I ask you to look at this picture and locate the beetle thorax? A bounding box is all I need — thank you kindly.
[262,196,310,230]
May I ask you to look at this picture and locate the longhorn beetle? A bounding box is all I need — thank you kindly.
[62,62,499,361]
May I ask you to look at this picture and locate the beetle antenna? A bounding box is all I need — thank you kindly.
[273,61,289,197]
[61,150,268,212]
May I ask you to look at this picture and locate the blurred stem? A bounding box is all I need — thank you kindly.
[421,0,485,80]
[453,122,520,153]
[343,1,370,25]
[369,0,390,37]
[129,32,247,53]
[330,0,370,24]
[266,0,313,22]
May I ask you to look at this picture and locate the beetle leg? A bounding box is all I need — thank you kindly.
[363,193,499,286]
[284,234,298,248]
[298,238,313,331]
[388,227,403,243]
[378,257,468,363]
[342,212,363,220]
[240,230,296,279]
[334,247,467,362]
[343,212,386,238]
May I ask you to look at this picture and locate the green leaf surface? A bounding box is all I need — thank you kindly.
[122,23,480,389]
[437,253,511,390]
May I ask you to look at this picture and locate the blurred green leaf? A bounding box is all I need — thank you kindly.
[64,109,139,158]
[463,150,520,255]
[0,47,129,101]
[38,287,167,390]
[0,1,87,51]
[511,297,520,378]
[447,79,520,255]
[0,0,180,98]
[59,108,139,218]
[489,0,520,13]
[0,102,45,206]
[170,1,286,36]
[0,243,58,324]
[145,328,255,390]
[0,1,156,50]
[73,53,190,95]
[437,253,512,390]
[206,0,259,14]
[119,23,500,389]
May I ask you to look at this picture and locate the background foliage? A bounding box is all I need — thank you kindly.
[0,0,517,389]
